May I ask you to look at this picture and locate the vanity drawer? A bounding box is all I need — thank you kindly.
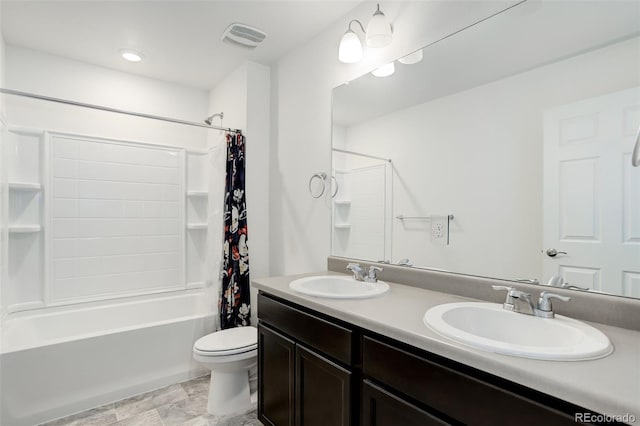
[362,336,581,426]
[258,292,353,365]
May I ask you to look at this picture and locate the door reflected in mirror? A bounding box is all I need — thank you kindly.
[331,1,640,298]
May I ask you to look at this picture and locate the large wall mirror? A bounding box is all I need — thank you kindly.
[331,1,640,298]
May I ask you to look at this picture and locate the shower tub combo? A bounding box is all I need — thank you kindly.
[0,292,215,426]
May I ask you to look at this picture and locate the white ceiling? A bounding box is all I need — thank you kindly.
[1,0,361,90]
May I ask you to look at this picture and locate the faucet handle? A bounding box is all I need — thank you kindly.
[491,285,516,306]
[365,266,383,282]
[537,291,571,312]
[515,278,540,285]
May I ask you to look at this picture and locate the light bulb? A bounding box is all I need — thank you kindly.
[398,49,423,65]
[366,4,393,48]
[338,30,363,63]
[371,62,395,77]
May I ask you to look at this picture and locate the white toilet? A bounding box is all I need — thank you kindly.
[192,326,258,415]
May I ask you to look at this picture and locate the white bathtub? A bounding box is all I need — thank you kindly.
[0,292,216,426]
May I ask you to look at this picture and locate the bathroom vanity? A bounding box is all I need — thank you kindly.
[254,264,640,426]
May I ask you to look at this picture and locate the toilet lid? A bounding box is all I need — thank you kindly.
[194,326,257,355]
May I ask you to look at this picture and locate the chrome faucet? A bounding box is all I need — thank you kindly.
[364,266,383,283]
[492,285,571,318]
[515,278,540,285]
[346,263,365,281]
[546,275,589,291]
[536,291,572,318]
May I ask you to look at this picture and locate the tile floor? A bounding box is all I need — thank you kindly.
[41,375,262,426]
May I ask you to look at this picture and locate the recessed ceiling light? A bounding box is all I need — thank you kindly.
[120,49,143,63]
[371,62,395,77]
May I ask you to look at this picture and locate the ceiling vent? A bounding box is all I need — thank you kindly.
[221,23,267,50]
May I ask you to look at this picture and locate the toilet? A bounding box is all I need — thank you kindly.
[192,326,258,415]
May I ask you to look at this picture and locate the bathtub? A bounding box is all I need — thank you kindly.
[0,291,216,426]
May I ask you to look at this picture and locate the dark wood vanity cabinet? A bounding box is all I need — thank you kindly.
[258,324,295,426]
[362,380,449,426]
[362,336,585,426]
[258,292,354,426]
[258,291,604,426]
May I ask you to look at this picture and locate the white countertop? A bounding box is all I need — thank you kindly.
[253,271,640,419]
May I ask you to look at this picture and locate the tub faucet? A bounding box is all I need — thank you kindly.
[346,263,364,281]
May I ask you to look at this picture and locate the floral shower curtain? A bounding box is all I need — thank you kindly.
[220,131,251,329]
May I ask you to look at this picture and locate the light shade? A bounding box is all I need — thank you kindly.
[371,62,395,77]
[338,30,363,63]
[366,4,393,48]
[398,49,423,65]
[120,49,143,62]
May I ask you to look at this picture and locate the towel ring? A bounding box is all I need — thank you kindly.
[330,176,339,198]
[309,172,327,198]
[633,124,640,167]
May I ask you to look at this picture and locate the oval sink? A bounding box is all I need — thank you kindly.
[290,275,389,299]
[424,302,613,361]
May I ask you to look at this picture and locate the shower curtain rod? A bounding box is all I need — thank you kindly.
[0,88,243,133]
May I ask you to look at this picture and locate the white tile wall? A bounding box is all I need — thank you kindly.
[50,136,184,302]
[333,165,387,261]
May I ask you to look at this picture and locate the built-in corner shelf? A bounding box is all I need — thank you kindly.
[9,182,42,191]
[334,224,351,229]
[187,191,208,198]
[186,223,208,230]
[9,225,42,233]
[334,200,351,206]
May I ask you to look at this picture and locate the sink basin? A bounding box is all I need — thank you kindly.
[424,302,613,361]
[289,275,389,299]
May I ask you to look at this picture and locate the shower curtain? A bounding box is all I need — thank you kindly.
[220,131,251,329]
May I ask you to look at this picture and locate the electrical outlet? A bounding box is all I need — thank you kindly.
[431,217,448,244]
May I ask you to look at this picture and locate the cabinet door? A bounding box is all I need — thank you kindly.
[296,345,352,426]
[362,380,450,426]
[258,323,295,426]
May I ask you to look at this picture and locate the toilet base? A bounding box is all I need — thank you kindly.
[207,370,251,415]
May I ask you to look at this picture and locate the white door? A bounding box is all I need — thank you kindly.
[543,87,640,296]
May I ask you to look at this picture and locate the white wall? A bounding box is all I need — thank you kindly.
[5,46,209,149]
[208,61,270,326]
[270,1,518,275]
[341,37,640,280]
[0,8,7,322]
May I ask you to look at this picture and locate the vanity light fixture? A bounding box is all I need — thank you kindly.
[338,20,366,63]
[338,3,393,63]
[120,49,143,62]
[398,48,423,65]
[366,3,393,48]
[371,62,395,77]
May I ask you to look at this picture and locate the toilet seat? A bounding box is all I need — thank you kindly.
[194,326,257,356]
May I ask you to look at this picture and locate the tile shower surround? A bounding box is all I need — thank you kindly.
[41,375,261,426]
[51,136,183,302]
[5,129,210,313]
